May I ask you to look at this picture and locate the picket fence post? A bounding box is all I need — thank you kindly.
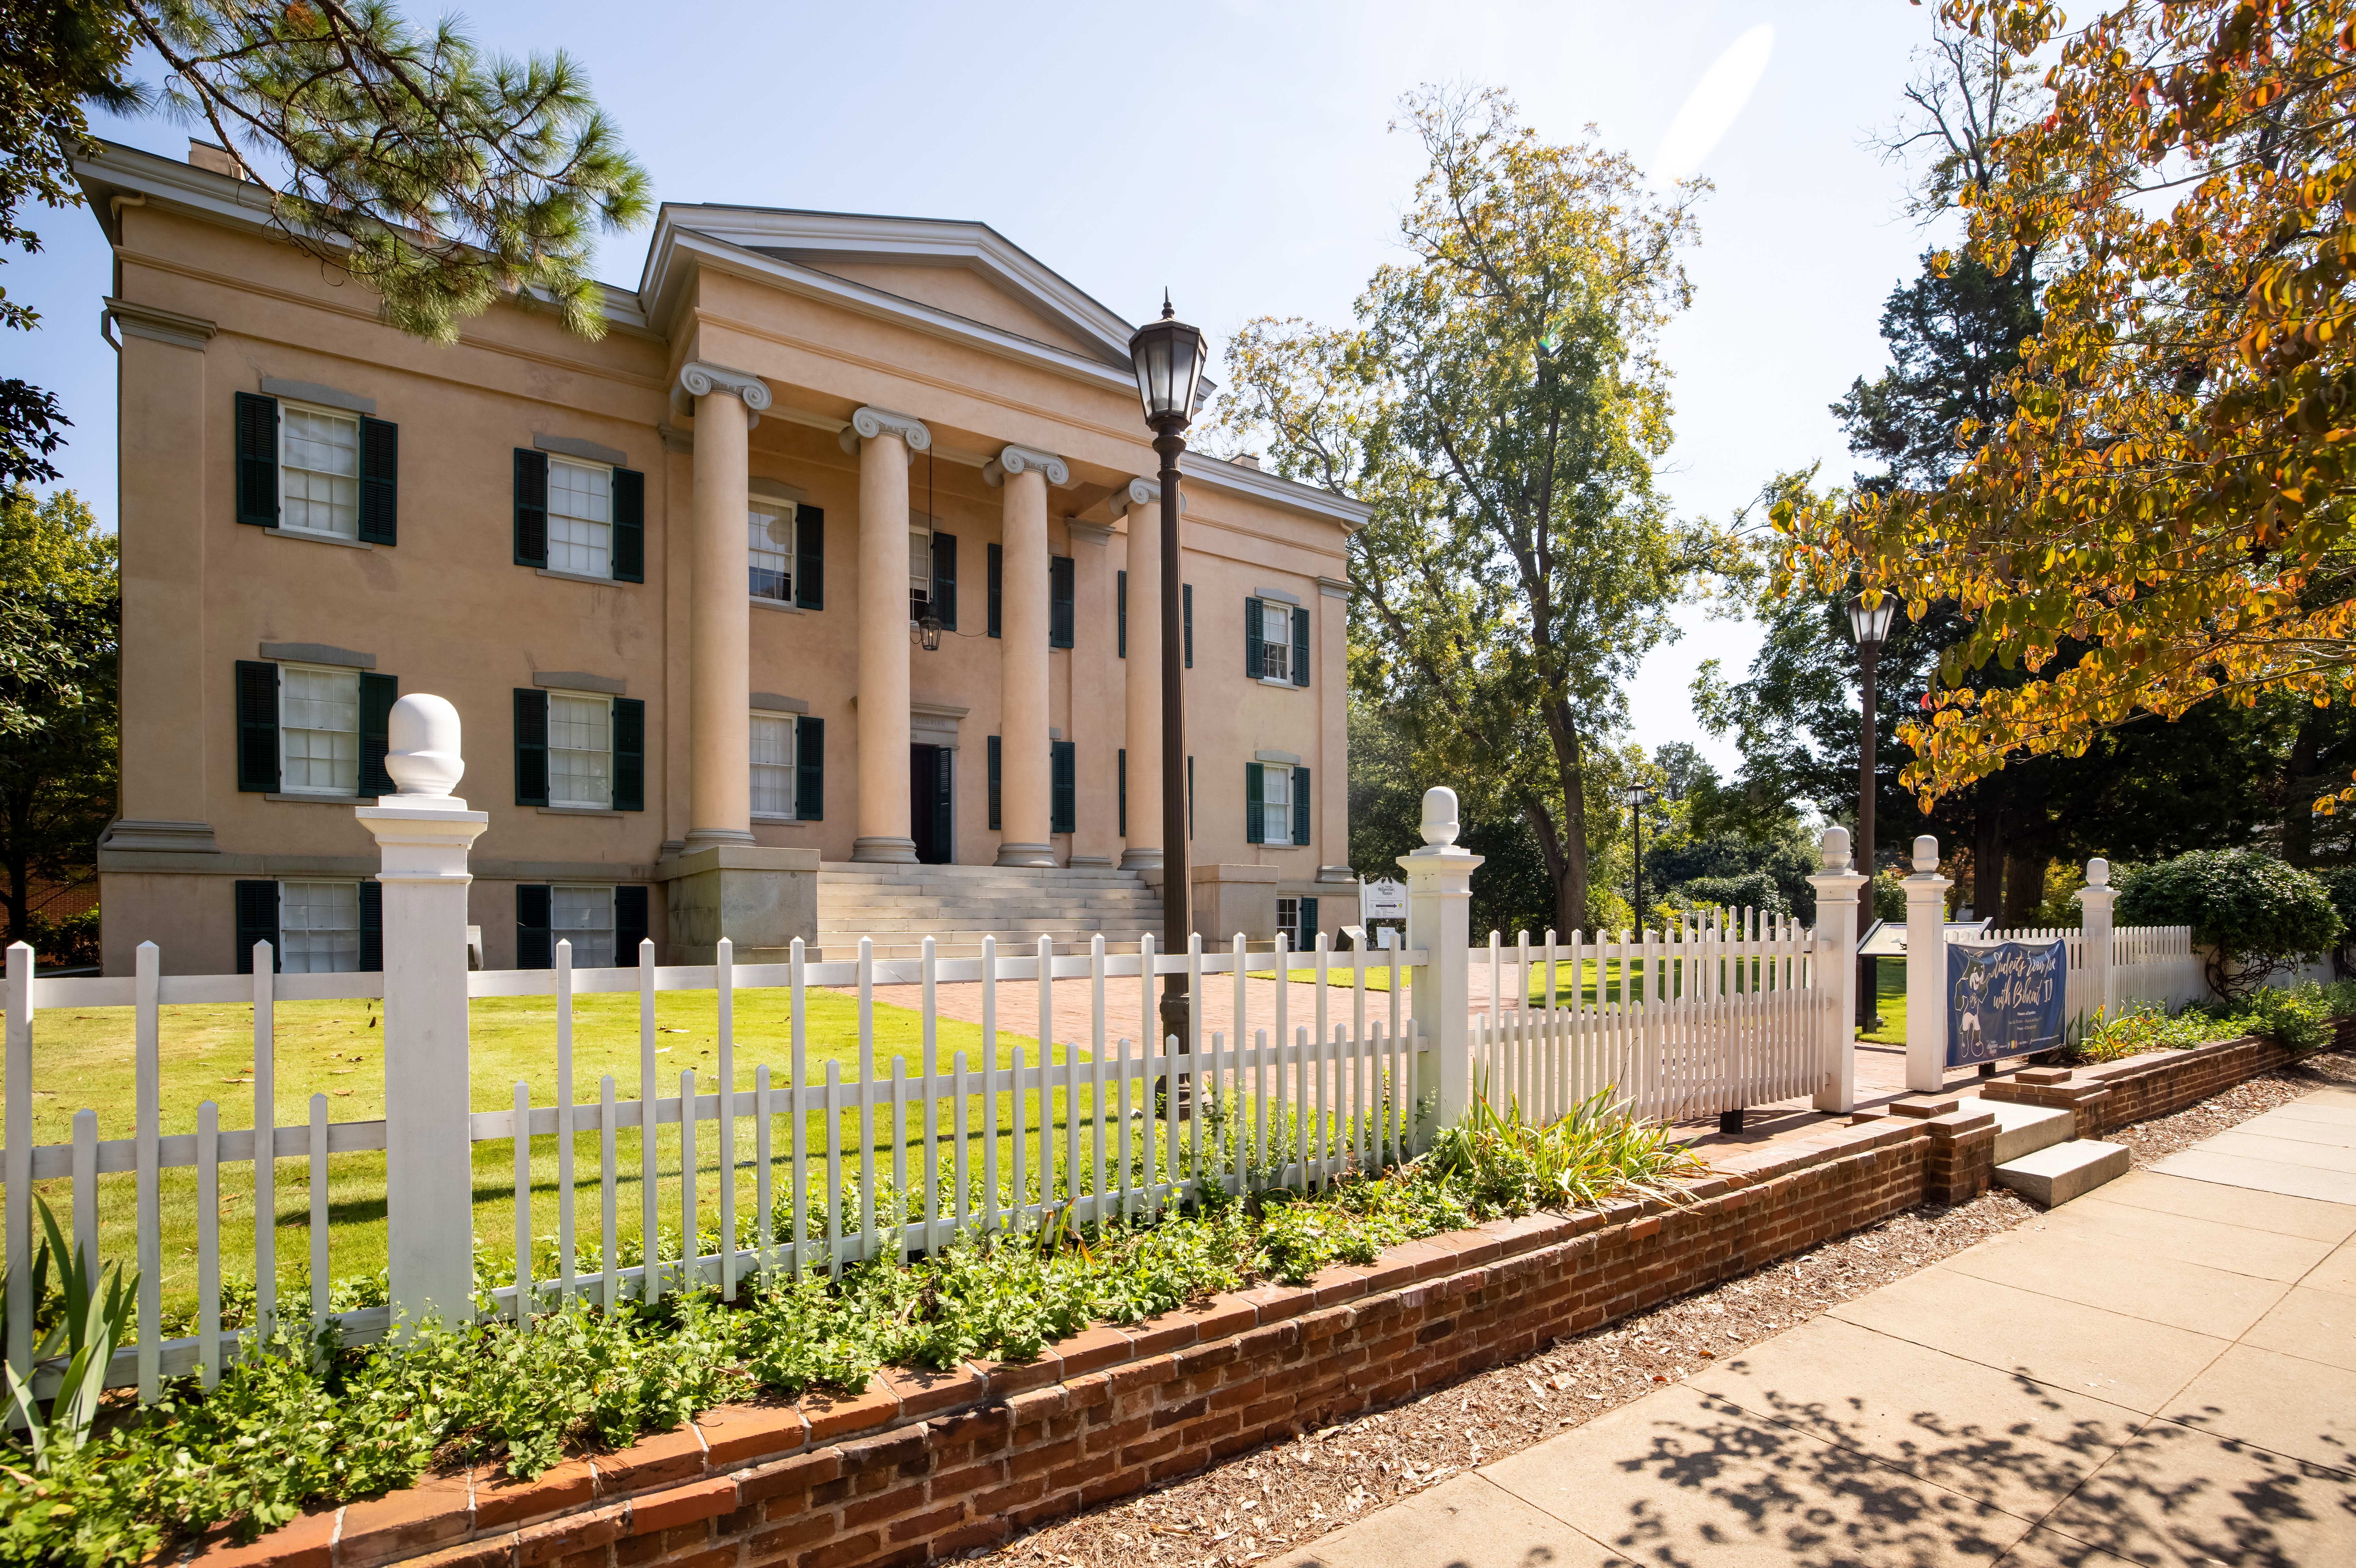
[356,695,489,1330]
[2076,857,2115,1028]
[1806,826,1867,1113]
[1403,785,1481,1144]
[1902,834,1952,1093]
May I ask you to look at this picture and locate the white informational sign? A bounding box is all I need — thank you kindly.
[1361,876,1407,920]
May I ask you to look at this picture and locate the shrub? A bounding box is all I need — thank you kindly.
[19,907,99,969]
[1666,870,1790,920]
[2115,849,2342,999]
[2058,1003,2232,1063]
[2214,984,2332,1053]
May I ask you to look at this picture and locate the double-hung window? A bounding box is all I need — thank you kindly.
[233,877,380,974]
[1263,764,1294,845]
[751,712,797,817]
[553,885,618,969]
[1245,759,1313,847]
[548,692,613,809]
[750,498,795,602]
[547,458,613,578]
[1246,594,1310,687]
[1260,601,1293,683]
[279,405,361,539]
[909,526,934,621]
[517,883,648,969]
[278,663,360,795]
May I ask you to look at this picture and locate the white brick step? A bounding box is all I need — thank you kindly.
[1987,1102,2076,1165]
[1995,1140,2128,1208]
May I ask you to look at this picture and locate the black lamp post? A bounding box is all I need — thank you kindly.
[1127,292,1207,1052]
[1848,589,1897,1028]
[1626,782,1653,926]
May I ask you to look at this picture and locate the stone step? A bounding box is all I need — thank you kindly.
[1994,1140,2129,1208]
[1986,1102,2077,1164]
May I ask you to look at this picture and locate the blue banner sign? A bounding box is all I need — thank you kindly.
[1946,939,2068,1068]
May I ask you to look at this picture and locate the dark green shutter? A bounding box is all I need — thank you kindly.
[1292,766,1312,845]
[517,885,552,970]
[931,747,954,855]
[1245,596,1264,678]
[1301,897,1318,944]
[796,505,825,609]
[796,715,824,820]
[1117,570,1126,657]
[1293,603,1311,687]
[236,660,279,792]
[1050,556,1074,649]
[615,885,650,963]
[234,880,279,974]
[931,530,957,630]
[1187,755,1194,839]
[1118,747,1126,836]
[987,735,1001,830]
[1245,761,1265,845]
[513,449,548,567]
[235,392,278,526]
[358,416,397,544]
[1051,740,1076,834]
[1183,584,1193,668]
[513,688,549,806]
[987,544,1002,637]
[358,671,398,797]
[611,468,644,582]
[359,881,382,971]
[612,697,645,811]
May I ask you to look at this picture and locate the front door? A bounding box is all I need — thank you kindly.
[910,744,953,864]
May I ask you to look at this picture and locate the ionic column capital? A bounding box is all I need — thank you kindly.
[1111,476,1185,515]
[985,444,1069,488]
[839,406,932,455]
[675,361,772,427]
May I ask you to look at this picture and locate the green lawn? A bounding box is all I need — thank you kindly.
[1862,959,1907,1045]
[15,989,1196,1315]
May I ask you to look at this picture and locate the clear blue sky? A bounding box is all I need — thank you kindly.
[7,0,1954,774]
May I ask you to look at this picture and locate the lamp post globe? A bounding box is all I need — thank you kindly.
[1128,292,1209,1058]
[1847,589,1896,1029]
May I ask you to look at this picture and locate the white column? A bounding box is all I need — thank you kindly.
[990,444,1068,867]
[1118,480,1164,871]
[846,408,930,863]
[1807,826,1868,1113]
[679,362,770,850]
[1902,834,1954,1094]
[2077,858,2116,1027]
[1403,785,1482,1144]
[356,695,489,1328]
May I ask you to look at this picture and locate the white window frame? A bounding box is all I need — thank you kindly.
[279,878,362,974]
[751,710,798,822]
[1260,600,1294,685]
[749,495,795,604]
[547,455,614,579]
[552,883,618,970]
[908,522,934,623]
[276,399,362,541]
[1262,762,1294,846]
[277,661,361,798]
[1277,896,1305,952]
[547,690,614,811]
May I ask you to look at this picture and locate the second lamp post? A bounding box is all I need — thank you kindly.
[1848,589,1896,1028]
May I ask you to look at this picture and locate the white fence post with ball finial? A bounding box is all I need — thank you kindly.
[1402,785,1481,1144]
[2077,858,2116,1029]
[1904,834,1953,1094]
[356,695,489,1331]
[1807,826,1867,1113]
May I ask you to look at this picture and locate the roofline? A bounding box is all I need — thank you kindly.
[641,202,1138,364]
[71,139,654,334]
[1181,453,1372,530]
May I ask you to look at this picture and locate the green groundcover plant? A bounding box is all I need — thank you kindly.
[0,1096,1701,1568]
[2059,981,2352,1064]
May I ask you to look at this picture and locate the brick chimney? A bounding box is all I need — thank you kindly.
[1230,453,1262,470]
[187,139,247,180]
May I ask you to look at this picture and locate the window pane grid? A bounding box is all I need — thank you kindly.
[553,885,616,969]
[549,692,611,808]
[549,458,611,578]
[1265,764,1292,845]
[1262,603,1291,681]
[281,665,359,794]
[750,502,794,601]
[281,880,360,974]
[751,713,795,817]
[281,406,359,537]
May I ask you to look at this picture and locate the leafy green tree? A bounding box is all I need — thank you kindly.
[0,486,115,944]
[0,0,649,477]
[1220,86,1729,934]
[2117,849,2342,1001]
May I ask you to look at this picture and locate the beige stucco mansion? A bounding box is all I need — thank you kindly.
[78,139,1366,975]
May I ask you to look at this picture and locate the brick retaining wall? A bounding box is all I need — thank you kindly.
[1981,1029,2316,1138]
[189,1029,2317,1568]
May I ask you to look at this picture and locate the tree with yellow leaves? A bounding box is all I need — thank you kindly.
[1776,0,2356,809]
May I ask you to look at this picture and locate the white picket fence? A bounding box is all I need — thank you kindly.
[1950,921,2202,1025]
[1467,912,1835,1125]
[3,931,1424,1400]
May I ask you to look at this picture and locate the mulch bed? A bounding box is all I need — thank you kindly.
[978,1051,2355,1566]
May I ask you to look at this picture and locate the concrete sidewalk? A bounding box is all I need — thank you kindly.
[1273,1087,2356,1567]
